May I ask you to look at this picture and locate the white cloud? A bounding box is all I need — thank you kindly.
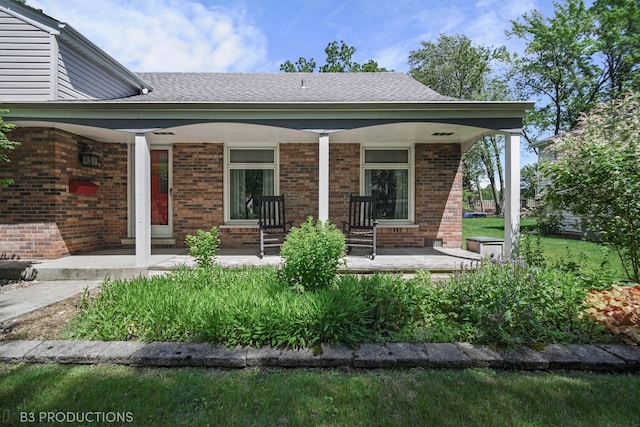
[28,0,268,72]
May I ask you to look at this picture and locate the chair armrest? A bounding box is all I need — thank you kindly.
[341,221,350,232]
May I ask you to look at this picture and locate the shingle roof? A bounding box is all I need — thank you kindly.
[127,72,459,103]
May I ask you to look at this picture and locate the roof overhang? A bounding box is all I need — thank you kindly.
[3,100,534,151]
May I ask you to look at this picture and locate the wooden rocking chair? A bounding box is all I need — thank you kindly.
[256,194,293,258]
[342,194,377,259]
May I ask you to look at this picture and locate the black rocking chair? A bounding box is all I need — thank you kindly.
[256,194,293,258]
[342,194,377,259]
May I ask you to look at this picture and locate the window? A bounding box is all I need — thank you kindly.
[362,147,413,222]
[226,147,278,222]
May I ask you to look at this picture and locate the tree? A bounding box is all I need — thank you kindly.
[542,91,640,281]
[520,163,539,200]
[408,34,508,100]
[0,111,19,188]
[592,0,640,100]
[409,34,511,215]
[280,40,388,73]
[508,0,640,142]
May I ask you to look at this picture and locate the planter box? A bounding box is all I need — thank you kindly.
[466,236,504,259]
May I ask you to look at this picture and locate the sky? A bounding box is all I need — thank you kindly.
[26,0,555,73]
[26,0,565,166]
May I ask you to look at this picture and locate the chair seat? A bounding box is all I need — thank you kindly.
[256,195,292,258]
[342,194,377,259]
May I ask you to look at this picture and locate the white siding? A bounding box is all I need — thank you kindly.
[0,10,52,101]
[57,40,138,100]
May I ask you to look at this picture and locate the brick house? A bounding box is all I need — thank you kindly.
[0,0,532,266]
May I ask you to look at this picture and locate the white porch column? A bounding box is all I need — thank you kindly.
[318,133,330,221]
[134,133,151,267]
[504,133,521,258]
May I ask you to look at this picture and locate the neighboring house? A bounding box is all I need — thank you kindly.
[532,136,585,237]
[0,0,532,265]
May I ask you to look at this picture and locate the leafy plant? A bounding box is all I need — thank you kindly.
[543,91,640,281]
[411,260,612,348]
[185,227,220,268]
[279,217,346,292]
[520,233,546,268]
[585,284,640,344]
[0,110,20,188]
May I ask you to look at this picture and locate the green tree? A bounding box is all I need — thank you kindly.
[542,91,640,281]
[408,34,508,100]
[592,0,640,99]
[520,163,539,200]
[280,40,387,73]
[409,34,511,215]
[508,0,640,141]
[0,111,19,188]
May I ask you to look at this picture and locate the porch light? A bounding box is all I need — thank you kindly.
[80,143,102,167]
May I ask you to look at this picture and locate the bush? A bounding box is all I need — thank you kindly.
[411,260,612,348]
[185,227,220,268]
[279,217,345,292]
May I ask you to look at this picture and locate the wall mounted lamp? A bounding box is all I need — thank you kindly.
[80,143,102,167]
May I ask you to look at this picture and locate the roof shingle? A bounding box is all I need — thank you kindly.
[128,72,458,103]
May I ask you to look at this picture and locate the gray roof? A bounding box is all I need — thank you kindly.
[126,72,458,103]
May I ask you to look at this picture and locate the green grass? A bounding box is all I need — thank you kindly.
[463,217,627,281]
[66,268,437,348]
[1,364,639,427]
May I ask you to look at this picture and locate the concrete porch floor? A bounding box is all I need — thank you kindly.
[0,247,483,281]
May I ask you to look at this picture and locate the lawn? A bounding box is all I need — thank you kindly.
[463,217,628,281]
[1,364,639,427]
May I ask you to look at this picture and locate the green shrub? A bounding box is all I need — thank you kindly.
[520,233,546,268]
[67,267,438,348]
[280,217,345,292]
[411,260,612,348]
[185,227,220,268]
[67,262,616,349]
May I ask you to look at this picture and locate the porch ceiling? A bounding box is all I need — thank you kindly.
[13,120,496,151]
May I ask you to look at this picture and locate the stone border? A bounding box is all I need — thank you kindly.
[1,341,639,372]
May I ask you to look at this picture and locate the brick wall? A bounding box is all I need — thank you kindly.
[279,143,319,225]
[414,143,463,248]
[0,127,106,258]
[101,143,129,247]
[173,143,224,245]
[1,129,464,258]
[329,143,360,222]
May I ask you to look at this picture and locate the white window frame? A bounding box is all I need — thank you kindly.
[361,145,414,224]
[224,144,279,224]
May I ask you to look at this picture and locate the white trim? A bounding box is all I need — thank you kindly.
[223,144,279,224]
[504,133,521,258]
[318,134,329,221]
[134,133,151,267]
[360,145,415,223]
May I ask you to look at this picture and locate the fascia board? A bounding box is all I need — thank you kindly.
[2,100,534,122]
[0,1,60,35]
[56,25,152,93]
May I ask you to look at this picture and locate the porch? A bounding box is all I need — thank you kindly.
[0,247,483,281]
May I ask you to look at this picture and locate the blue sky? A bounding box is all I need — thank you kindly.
[28,0,556,73]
